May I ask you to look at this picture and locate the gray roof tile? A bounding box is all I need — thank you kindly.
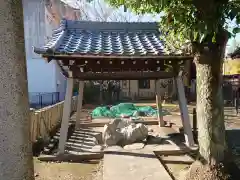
[35,19,167,56]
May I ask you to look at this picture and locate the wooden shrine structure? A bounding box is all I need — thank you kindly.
[34,19,194,154]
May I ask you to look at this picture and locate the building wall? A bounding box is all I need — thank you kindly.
[23,0,81,107]
[23,0,81,92]
[45,0,81,99]
[27,60,57,93]
[120,79,171,99]
[23,0,57,93]
[138,80,156,98]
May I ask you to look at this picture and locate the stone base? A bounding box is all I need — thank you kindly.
[123,143,145,150]
[38,152,103,162]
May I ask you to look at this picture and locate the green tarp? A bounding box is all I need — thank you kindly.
[91,103,171,118]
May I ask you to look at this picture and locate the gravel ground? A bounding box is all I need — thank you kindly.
[34,158,102,180]
[92,160,103,180]
[34,105,240,179]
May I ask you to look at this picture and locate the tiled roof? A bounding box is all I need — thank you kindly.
[34,19,169,57]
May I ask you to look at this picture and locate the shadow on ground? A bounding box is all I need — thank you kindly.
[226,129,240,154]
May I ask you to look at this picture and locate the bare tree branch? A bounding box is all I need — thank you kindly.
[75,0,157,22]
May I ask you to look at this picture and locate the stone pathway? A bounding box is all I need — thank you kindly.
[56,126,174,180]
[103,146,172,180]
[67,110,198,180]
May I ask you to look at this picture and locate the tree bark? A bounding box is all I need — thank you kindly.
[195,50,227,165]
[0,1,34,180]
[185,49,231,180]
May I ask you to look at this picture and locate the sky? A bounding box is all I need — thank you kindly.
[61,0,239,54]
[61,0,162,22]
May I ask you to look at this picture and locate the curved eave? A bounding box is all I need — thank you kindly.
[34,47,56,56]
[36,51,193,61]
[34,47,70,78]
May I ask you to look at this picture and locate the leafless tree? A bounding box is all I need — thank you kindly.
[73,0,160,22]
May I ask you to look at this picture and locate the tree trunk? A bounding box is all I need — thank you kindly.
[185,31,240,179]
[0,1,34,180]
[195,51,226,165]
[186,51,229,180]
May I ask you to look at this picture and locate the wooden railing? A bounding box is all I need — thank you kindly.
[30,96,77,143]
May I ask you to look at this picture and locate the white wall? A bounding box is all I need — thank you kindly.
[55,62,67,101]
[27,59,57,93]
[23,0,57,93]
[121,79,173,99]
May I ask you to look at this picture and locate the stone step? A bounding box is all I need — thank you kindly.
[67,138,96,146]
[72,131,100,136]
[66,142,94,150]
[70,133,97,140]
[66,146,91,153]
[69,135,96,142]
[160,155,194,164]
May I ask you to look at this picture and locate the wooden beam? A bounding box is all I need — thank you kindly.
[79,119,159,127]
[155,80,165,127]
[38,153,103,162]
[64,59,186,72]
[67,59,165,70]
[58,78,74,154]
[70,66,159,72]
[175,76,194,147]
[72,71,174,80]
[75,81,84,129]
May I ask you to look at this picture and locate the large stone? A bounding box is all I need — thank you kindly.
[91,145,104,153]
[123,143,145,150]
[103,123,123,146]
[102,119,148,146]
[102,119,129,146]
[146,135,162,144]
[104,145,123,152]
[120,123,148,145]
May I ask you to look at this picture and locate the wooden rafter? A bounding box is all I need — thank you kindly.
[71,71,174,80]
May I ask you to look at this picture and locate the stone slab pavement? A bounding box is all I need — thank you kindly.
[102,126,194,180]
[103,146,172,180]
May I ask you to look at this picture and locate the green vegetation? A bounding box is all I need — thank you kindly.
[105,0,240,179]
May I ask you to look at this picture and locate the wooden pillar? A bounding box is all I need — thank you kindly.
[155,80,165,127]
[128,80,130,97]
[75,80,84,128]
[99,81,103,104]
[58,78,73,154]
[175,76,194,147]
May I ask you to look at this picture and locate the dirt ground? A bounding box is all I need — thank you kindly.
[34,102,240,180]
[162,105,240,180]
[34,158,102,180]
